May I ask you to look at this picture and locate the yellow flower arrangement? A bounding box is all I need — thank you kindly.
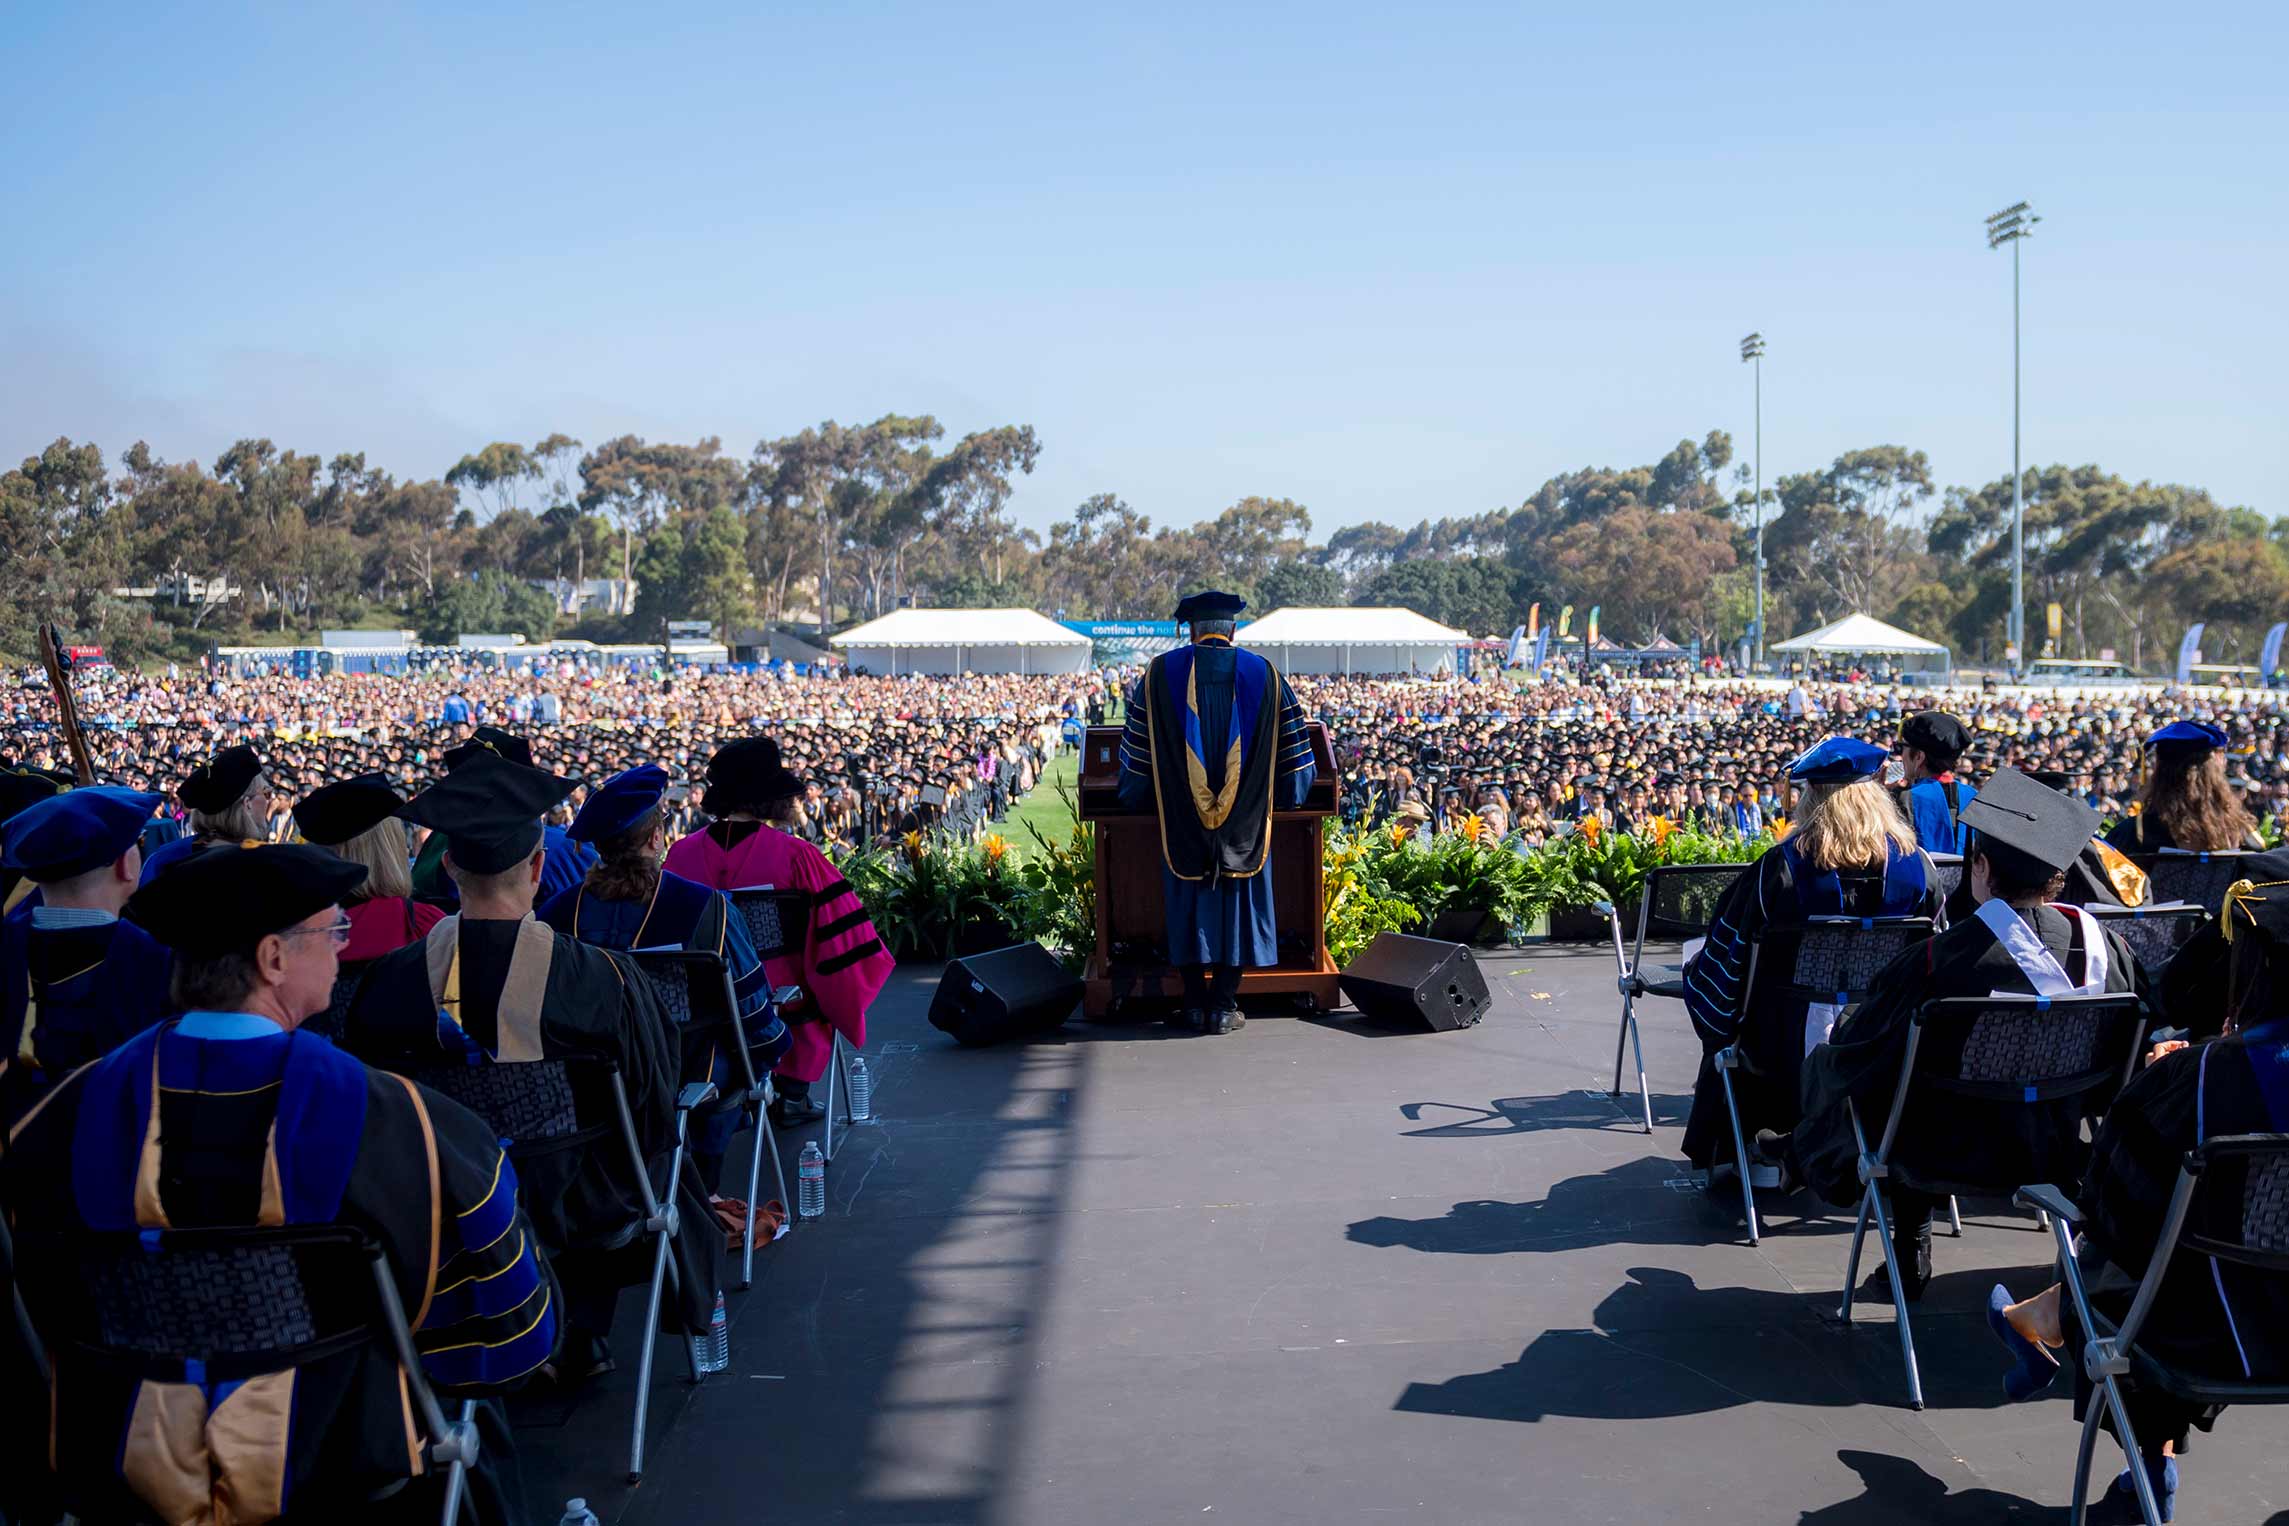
[1579,814,1602,846]
[1458,812,1486,844]
[901,829,924,861]
[981,832,1010,864]
[1648,815,1677,849]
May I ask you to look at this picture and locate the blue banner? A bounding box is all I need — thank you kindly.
[2262,622,2286,680]
[2175,623,2206,683]
[1060,620,1183,638]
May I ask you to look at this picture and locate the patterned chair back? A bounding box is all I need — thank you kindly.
[1927,854,1964,902]
[628,948,748,1094]
[2137,850,2257,917]
[411,1055,608,1155]
[1639,863,1751,942]
[1778,917,1935,1003]
[2183,1135,2289,1270]
[1911,994,2147,1105]
[728,888,812,963]
[2084,904,2209,982]
[300,958,374,1042]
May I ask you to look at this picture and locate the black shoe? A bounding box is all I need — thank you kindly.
[1858,1220,1934,1303]
[770,1093,825,1129]
[1175,1006,1206,1031]
[1752,1130,1803,1195]
[539,1333,615,1389]
[1204,1007,1242,1035]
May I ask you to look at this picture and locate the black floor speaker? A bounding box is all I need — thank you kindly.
[1338,933,1490,1031]
[929,942,1084,1047]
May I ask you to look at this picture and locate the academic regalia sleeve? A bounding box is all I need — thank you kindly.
[2077,1044,2198,1279]
[1680,850,1772,1046]
[1274,673,1316,810]
[402,1081,561,1390]
[1117,674,1155,812]
[2156,918,2229,1040]
[789,838,894,1049]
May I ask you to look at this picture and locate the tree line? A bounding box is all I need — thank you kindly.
[3,419,2279,671]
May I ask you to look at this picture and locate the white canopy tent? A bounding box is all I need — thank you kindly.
[1236,606,1470,676]
[831,608,1092,675]
[1772,612,1953,676]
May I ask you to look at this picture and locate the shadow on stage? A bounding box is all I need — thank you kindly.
[1794,1451,2059,1525]
[1392,1088,1692,1136]
[1347,1157,1748,1256]
[1389,1266,2026,1425]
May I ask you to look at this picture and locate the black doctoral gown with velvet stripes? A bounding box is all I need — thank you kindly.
[2,1021,555,1524]
[1792,905,2147,1207]
[339,912,719,1329]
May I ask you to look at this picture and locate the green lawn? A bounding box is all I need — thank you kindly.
[995,751,1080,858]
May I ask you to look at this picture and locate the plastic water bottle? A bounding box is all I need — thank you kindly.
[846,1054,873,1122]
[559,1500,600,1526]
[797,1140,826,1219]
[690,1290,729,1374]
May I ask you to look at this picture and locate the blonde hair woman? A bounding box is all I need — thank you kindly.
[1676,737,1942,1190]
[139,744,273,884]
[292,773,444,968]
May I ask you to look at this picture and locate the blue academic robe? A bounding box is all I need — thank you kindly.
[136,831,206,886]
[1904,776,1974,856]
[1117,644,1316,967]
[0,913,175,1125]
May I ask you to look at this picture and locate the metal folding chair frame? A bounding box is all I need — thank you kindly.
[2017,1132,2289,1526]
[629,947,795,1288]
[1837,993,2147,1410]
[610,1073,718,1483]
[728,887,862,1164]
[1598,862,1752,1136]
[1716,915,1935,1246]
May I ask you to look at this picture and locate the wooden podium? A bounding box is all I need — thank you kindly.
[1075,722,1341,1017]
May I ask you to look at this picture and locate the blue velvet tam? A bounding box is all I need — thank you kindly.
[0,786,161,881]
[1787,736,1889,784]
[2144,720,2227,756]
[567,763,670,844]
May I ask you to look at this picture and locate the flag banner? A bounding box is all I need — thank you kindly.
[1505,625,1529,666]
[1587,606,1601,646]
[2046,603,2063,641]
[2175,623,2206,684]
[2263,622,2287,680]
[1558,605,1574,638]
[1526,602,1540,639]
[1532,626,1552,668]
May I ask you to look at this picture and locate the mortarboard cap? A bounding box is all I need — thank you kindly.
[2145,720,2227,759]
[397,751,573,873]
[1957,766,2100,877]
[178,745,263,813]
[1787,735,1888,784]
[1,787,160,881]
[2218,848,2289,949]
[293,773,406,846]
[1899,710,1971,760]
[443,726,534,771]
[569,764,669,843]
[128,842,366,956]
[1173,589,1247,623]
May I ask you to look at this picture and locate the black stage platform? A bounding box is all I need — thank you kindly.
[515,947,2284,1525]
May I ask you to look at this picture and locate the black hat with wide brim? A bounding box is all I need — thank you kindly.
[705,737,806,804]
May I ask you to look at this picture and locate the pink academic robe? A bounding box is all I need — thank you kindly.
[664,823,894,1083]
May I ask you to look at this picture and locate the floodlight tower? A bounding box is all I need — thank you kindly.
[1740,332,1766,667]
[1985,200,2039,672]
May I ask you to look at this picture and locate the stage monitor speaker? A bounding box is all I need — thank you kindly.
[930,942,1083,1048]
[1338,933,1489,1031]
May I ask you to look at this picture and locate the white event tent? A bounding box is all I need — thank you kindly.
[1772,612,1953,677]
[1236,606,1470,676]
[831,608,1092,675]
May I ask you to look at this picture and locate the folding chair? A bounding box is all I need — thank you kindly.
[2017,1135,2289,1526]
[630,947,793,1288]
[728,886,860,1160]
[1838,993,2147,1409]
[1927,853,1964,903]
[1717,915,1934,1244]
[2083,902,2209,985]
[18,1222,478,1525]
[416,1054,716,1482]
[2134,848,2257,917]
[1597,862,1752,1134]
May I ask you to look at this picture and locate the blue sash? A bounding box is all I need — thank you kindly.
[1779,836,1927,917]
[69,1023,368,1230]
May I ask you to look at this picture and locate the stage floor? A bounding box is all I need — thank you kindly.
[515,945,2286,1525]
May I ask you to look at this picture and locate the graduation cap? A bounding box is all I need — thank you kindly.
[128,842,367,957]
[568,763,669,843]
[1,787,160,882]
[0,767,65,826]
[397,752,573,873]
[293,773,405,847]
[1899,710,1971,760]
[1787,735,1887,783]
[2144,720,2226,760]
[179,745,263,813]
[1173,589,1247,624]
[443,725,534,771]
[1957,766,2100,877]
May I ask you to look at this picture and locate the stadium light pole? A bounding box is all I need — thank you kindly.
[1740,332,1766,667]
[1986,200,2039,673]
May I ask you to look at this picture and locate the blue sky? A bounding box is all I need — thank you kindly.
[4,1,2282,535]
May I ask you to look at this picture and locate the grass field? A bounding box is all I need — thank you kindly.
[994,751,1080,857]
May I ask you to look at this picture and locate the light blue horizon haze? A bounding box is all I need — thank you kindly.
[3,1,2283,538]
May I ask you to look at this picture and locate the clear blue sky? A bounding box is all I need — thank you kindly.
[4,1,2282,535]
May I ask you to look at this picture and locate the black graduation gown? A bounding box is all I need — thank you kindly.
[1793,905,2147,1207]
[0,913,174,1128]
[1678,842,1941,1169]
[2066,1023,2289,1446]
[340,915,719,1330]
[3,1023,554,1524]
